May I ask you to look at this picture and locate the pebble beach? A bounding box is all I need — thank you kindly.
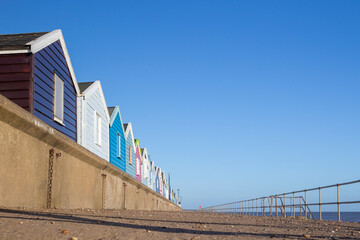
[0,207,359,239]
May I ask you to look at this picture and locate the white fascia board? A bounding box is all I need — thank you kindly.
[109,106,126,134]
[109,106,118,127]
[27,29,62,53]
[124,122,136,150]
[82,81,110,122]
[0,49,31,54]
[77,96,86,145]
[26,29,80,95]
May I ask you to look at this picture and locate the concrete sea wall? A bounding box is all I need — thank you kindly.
[0,94,180,211]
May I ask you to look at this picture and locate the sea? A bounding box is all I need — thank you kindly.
[306,212,360,223]
[243,211,360,223]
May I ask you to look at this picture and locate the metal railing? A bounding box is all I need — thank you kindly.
[201,179,360,221]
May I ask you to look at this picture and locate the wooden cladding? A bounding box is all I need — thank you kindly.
[33,40,77,141]
[0,54,31,111]
[0,41,77,142]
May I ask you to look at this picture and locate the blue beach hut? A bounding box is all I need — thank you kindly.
[154,166,159,193]
[123,123,136,178]
[108,106,126,171]
[150,160,156,191]
[155,166,163,195]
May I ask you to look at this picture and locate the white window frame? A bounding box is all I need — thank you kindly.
[53,73,64,125]
[117,132,121,158]
[94,111,101,146]
[136,157,140,175]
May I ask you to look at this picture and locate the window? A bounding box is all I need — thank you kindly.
[53,73,64,124]
[145,162,149,179]
[94,112,101,145]
[117,133,121,158]
[136,157,140,175]
[128,146,131,164]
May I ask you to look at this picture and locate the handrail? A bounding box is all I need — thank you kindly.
[200,179,360,222]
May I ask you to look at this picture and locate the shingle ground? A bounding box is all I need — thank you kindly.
[0,207,359,240]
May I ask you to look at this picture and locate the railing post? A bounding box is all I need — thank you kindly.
[244,201,246,215]
[292,193,295,217]
[242,201,243,215]
[275,195,278,217]
[337,184,340,222]
[269,196,272,217]
[249,199,251,215]
[245,201,247,215]
[247,200,249,215]
[305,190,307,219]
[283,194,286,217]
[299,196,302,217]
[252,199,254,216]
[263,197,265,216]
[250,200,252,216]
[250,199,254,215]
[256,198,258,216]
[260,199,262,216]
[319,187,322,220]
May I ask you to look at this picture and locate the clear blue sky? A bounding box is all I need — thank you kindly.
[1,0,359,210]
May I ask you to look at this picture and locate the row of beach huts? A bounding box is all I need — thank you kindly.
[0,29,181,206]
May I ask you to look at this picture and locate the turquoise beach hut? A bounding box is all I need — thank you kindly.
[108,106,126,171]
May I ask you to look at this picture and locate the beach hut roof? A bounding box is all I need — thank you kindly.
[0,29,80,95]
[78,81,110,122]
[108,106,126,133]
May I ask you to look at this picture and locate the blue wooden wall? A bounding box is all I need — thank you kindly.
[150,161,156,191]
[155,169,160,193]
[109,109,126,172]
[124,126,136,178]
[33,40,77,141]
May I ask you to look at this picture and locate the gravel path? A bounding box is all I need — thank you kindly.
[0,207,359,239]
